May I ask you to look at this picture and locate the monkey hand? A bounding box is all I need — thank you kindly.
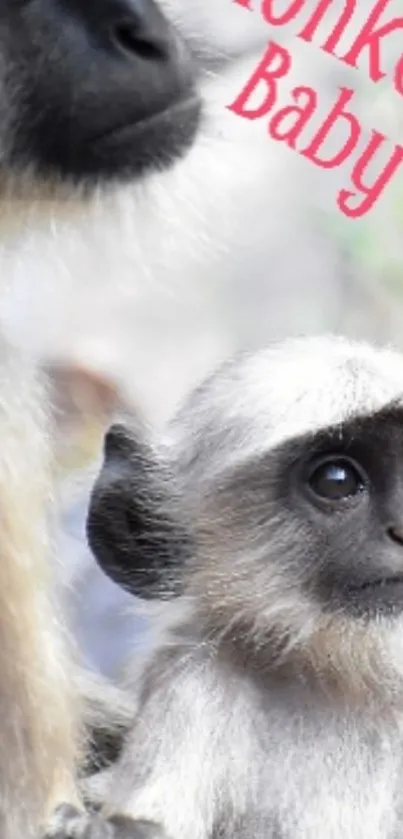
[43,804,169,839]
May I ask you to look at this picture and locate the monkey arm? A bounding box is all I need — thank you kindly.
[43,672,170,839]
[87,643,255,839]
[43,804,168,839]
[75,668,139,775]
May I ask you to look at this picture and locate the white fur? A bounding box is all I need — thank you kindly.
[164,334,403,482]
[1,19,363,423]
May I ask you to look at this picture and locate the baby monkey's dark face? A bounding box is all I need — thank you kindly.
[251,408,403,620]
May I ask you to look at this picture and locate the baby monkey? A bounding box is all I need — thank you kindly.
[85,335,403,839]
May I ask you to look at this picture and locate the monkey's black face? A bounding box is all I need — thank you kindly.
[0,0,200,184]
[280,409,403,619]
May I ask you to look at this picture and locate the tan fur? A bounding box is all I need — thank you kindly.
[0,332,80,838]
[296,616,403,707]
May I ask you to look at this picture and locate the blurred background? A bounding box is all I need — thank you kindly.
[6,0,403,677]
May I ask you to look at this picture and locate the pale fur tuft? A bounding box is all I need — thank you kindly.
[0,329,80,838]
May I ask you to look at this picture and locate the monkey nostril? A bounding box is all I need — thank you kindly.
[388,526,403,546]
[111,21,167,62]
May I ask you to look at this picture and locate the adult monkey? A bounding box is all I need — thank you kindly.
[0,2,199,838]
[87,336,403,839]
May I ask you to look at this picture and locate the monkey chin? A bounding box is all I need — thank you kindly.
[26,95,202,188]
[225,590,403,709]
[343,576,403,618]
[89,95,202,177]
[287,611,403,711]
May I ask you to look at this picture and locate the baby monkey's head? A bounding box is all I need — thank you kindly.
[88,336,403,691]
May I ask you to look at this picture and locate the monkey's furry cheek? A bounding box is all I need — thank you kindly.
[44,804,168,839]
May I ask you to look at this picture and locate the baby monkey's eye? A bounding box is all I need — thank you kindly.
[307,456,366,502]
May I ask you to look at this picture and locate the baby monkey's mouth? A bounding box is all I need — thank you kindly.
[349,575,403,593]
[327,573,403,618]
[341,574,403,617]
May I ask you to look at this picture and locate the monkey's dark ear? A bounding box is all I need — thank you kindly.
[86,423,189,600]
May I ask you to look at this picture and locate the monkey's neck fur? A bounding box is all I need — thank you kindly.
[162,598,403,713]
[102,600,403,839]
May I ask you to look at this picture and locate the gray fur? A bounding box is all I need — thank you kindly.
[87,335,403,839]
